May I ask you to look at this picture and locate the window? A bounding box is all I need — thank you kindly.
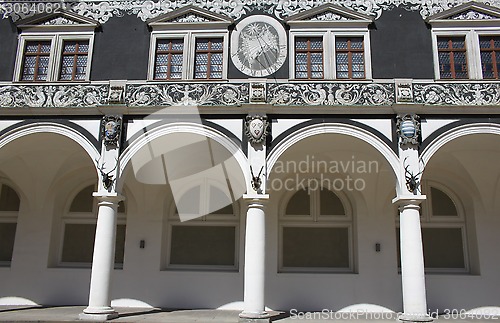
[479,35,500,79]
[336,37,365,79]
[279,186,353,272]
[0,184,20,267]
[147,6,231,81]
[153,39,184,80]
[437,36,468,79]
[149,33,228,81]
[60,185,126,268]
[396,183,468,272]
[428,3,500,80]
[15,34,94,82]
[295,37,324,79]
[286,4,373,80]
[164,183,239,270]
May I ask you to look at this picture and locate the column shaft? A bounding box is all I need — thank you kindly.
[240,196,269,320]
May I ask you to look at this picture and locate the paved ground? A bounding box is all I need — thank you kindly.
[0,306,499,322]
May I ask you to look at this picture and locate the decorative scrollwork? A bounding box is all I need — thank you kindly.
[125,83,249,107]
[414,83,500,105]
[268,83,394,106]
[4,0,500,23]
[0,84,109,108]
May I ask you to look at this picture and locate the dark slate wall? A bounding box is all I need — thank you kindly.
[0,18,18,81]
[370,8,434,79]
[91,15,150,81]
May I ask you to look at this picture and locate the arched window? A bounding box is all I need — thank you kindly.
[60,185,126,268]
[279,186,354,272]
[0,184,20,266]
[165,182,239,270]
[396,183,468,272]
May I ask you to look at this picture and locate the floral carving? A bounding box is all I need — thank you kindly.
[268,83,394,106]
[414,83,500,105]
[125,83,249,107]
[3,0,500,23]
[0,84,108,108]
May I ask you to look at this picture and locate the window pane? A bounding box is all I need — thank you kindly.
[282,227,349,268]
[61,224,96,263]
[422,228,465,269]
[286,189,310,215]
[115,224,126,265]
[320,189,345,215]
[431,187,457,216]
[0,223,16,262]
[176,186,200,215]
[170,226,235,266]
[59,40,89,81]
[0,185,20,211]
[69,185,94,212]
[295,37,323,79]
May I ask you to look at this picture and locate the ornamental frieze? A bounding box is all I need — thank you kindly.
[125,83,249,107]
[413,83,500,106]
[0,84,109,108]
[4,0,500,23]
[268,83,394,106]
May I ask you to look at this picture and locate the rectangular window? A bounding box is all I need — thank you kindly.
[59,40,89,81]
[154,39,184,80]
[194,38,223,79]
[437,36,468,79]
[480,36,500,79]
[0,222,17,264]
[335,37,365,79]
[295,37,323,79]
[61,223,126,266]
[169,225,236,267]
[282,226,350,269]
[21,40,51,81]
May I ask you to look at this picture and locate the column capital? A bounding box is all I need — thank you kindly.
[392,194,426,206]
[93,192,125,204]
[243,194,269,206]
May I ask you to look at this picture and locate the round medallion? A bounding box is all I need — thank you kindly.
[231,15,287,77]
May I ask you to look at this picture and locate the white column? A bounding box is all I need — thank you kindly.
[240,195,269,321]
[80,195,122,321]
[394,196,432,322]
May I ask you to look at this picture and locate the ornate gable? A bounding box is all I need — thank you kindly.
[427,1,500,26]
[285,3,374,27]
[16,10,99,30]
[147,5,233,30]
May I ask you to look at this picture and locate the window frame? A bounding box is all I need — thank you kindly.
[289,28,372,80]
[58,184,126,269]
[148,31,229,81]
[163,180,239,271]
[279,184,354,273]
[14,32,95,83]
[431,27,500,80]
[396,181,469,273]
[0,183,21,267]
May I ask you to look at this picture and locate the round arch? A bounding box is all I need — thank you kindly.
[421,123,500,165]
[118,122,250,192]
[267,123,401,190]
[0,122,100,167]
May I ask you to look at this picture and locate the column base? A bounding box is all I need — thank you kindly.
[239,311,271,323]
[80,307,118,321]
[398,313,433,322]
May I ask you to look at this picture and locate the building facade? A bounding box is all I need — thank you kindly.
[1,0,500,321]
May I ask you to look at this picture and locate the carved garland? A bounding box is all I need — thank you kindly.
[3,0,500,23]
